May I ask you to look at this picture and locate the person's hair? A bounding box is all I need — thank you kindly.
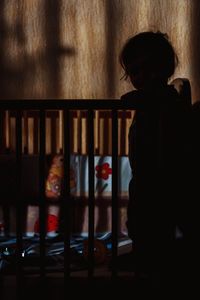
[119,31,178,81]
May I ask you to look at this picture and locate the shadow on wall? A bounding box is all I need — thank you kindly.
[0,0,75,99]
[0,0,26,99]
[105,0,117,99]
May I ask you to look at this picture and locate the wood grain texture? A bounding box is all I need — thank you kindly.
[0,0,199,101]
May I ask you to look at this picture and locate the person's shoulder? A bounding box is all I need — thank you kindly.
[167,81,192,110]
[120,90,142,109]
[120,90,139,101]
[192,101,200,111]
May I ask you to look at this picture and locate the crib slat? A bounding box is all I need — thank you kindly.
[15,110,23,297]
[103,113,109,154]
[120,110,127,156]
[0,110,6,153]
[23,111,28,154]
[77,110,82,154]
[63,109,71,284]
[70,112,74,153]
[6,110,11,152]
[33,116,39,154]
[87,109,95,277]
[112,109,118,277]
[39,109,46,278]
[50,113,57,154]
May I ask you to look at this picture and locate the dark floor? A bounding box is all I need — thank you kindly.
[1,238,199,299]
[0,273,157,300]
[1,266,198,300]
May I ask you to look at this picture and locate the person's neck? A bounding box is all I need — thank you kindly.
[142,80,168,92]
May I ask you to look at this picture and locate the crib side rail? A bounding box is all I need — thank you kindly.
[0,109,133,156]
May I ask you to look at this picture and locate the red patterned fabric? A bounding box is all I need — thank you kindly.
[95,163,112,180]
[34,214,58,233]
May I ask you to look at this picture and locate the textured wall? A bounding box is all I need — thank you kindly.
[0,0,199,102]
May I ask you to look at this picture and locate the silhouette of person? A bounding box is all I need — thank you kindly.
[185,101,200,291]
[119,31,192,289]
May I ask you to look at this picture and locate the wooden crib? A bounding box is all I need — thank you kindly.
[0,100,136,288]
[0,104,134,236]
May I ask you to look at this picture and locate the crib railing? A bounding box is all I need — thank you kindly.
[0,107,133,156]
[0,99,136,298]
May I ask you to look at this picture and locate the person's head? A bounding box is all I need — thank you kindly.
[120,31,178,90]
